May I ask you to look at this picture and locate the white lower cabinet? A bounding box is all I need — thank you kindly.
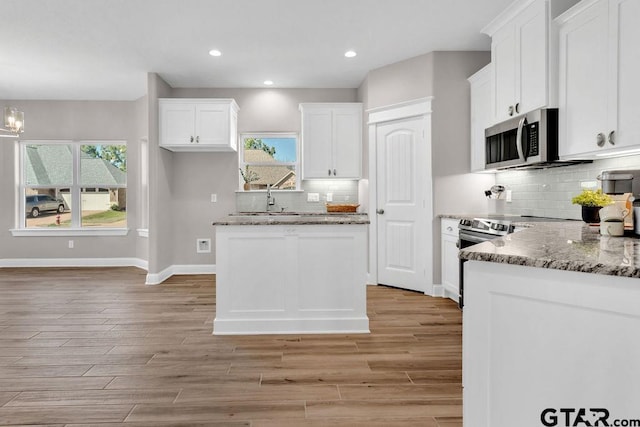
[441,218,460,302]
[214,224,369,335]
[463,261,640,426]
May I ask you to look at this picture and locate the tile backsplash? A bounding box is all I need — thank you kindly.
[236,180,359,213]
[495,155,640,219]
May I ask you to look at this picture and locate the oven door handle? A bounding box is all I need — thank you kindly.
[516,115,527,161]
[459,232,490,245]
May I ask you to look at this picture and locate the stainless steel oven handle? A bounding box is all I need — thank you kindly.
[516,115,526,161]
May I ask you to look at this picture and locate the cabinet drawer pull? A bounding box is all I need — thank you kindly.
[596,133,606,147]
[608,130,615,145]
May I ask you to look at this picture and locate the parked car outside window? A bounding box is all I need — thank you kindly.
[25,195,66,218]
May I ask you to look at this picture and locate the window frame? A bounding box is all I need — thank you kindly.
[238,132,300,191]
[12,140,129,237]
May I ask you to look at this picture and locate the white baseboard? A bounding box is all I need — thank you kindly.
[0,259,214,287]
[145,264,216,285]
[213,316,370,335]
[430,283,445,298]
[0,257,148,270]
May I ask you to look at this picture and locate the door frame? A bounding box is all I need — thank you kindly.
[367,97,434,294]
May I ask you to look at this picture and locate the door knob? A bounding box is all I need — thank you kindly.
[596,133,606,147]
[376,209,385,215]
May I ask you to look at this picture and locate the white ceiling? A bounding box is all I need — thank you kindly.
[0,0,512,101]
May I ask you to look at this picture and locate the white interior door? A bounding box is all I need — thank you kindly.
[376,117,427,292]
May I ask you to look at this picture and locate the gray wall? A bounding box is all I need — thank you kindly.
[0,99,144,261]
[359,51,493,285]
[147,73,173,274]
[431,51,495,216]
[157,87,358,267]
[365,54,434,110]
[496,155,640,219]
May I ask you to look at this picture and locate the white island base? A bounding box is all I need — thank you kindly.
[463,261,640,427]
[213,223,369,335]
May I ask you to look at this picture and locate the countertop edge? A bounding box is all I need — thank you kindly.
[447,214,640,279]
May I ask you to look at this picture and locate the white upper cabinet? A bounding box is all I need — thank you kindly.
[300,103,362,179]
[159,99,239,152]
[557,0,640,159]
[483,0,558,123]
[468,64,493,172]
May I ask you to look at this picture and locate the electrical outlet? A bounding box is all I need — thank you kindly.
[68,240,74,249]
[506,190,512,203]
[307,193,319,202]
[326,193,333,202]
[196,238,211,253]
[211,194,217,203]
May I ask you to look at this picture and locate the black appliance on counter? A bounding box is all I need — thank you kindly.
[484,108,590,170]
[457,218,515,309]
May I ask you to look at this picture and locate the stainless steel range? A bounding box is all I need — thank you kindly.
[457,218,515,309]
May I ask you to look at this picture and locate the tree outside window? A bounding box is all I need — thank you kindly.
[239,134,298,191]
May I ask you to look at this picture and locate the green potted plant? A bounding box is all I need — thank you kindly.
[571,189,613,223]
[239,166,259,191]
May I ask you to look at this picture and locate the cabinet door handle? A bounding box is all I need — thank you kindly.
[515,103,520,114]
[447,226,453,232]
[608,130,615,145]
[596,133,606,147]
[328,169,331,176]
[190,136,194,143]
[333,169,337,176]
[508,105,514,117]
[376,209,385,215]
[196,136,199,143]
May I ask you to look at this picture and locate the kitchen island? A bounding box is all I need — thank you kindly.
[212,213,369,335]
[459,221,640,427]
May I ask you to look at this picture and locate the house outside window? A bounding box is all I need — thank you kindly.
[239,133,299,191]
[20,141,127,230]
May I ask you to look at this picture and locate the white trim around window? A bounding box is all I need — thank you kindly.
[15,140,128,236]
[238,132,300,191]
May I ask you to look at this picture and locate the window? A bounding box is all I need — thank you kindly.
[239,133,299,191]
[20,141,127,230]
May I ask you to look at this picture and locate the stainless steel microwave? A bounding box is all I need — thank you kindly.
[484,108,574,170]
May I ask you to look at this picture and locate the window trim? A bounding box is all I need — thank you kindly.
[238,132,300,191]
[16,140,128,234]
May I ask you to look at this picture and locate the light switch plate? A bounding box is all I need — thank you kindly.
[307,193,319,202]
[211,194,217,203]
[326,193,333,202]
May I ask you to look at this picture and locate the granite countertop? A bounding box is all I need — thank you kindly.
[458,220,640,278]
[213,212,370,226]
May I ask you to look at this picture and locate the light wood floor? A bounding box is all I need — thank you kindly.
[0,267,463,426]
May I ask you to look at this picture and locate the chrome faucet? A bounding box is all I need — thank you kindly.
[266,184,275,211]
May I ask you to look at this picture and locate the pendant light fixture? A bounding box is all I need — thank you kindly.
[1,107,25,138]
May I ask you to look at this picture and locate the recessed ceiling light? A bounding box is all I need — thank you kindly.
[209,49,222,57]
[344,50,357,58]
[263,80,274,86]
